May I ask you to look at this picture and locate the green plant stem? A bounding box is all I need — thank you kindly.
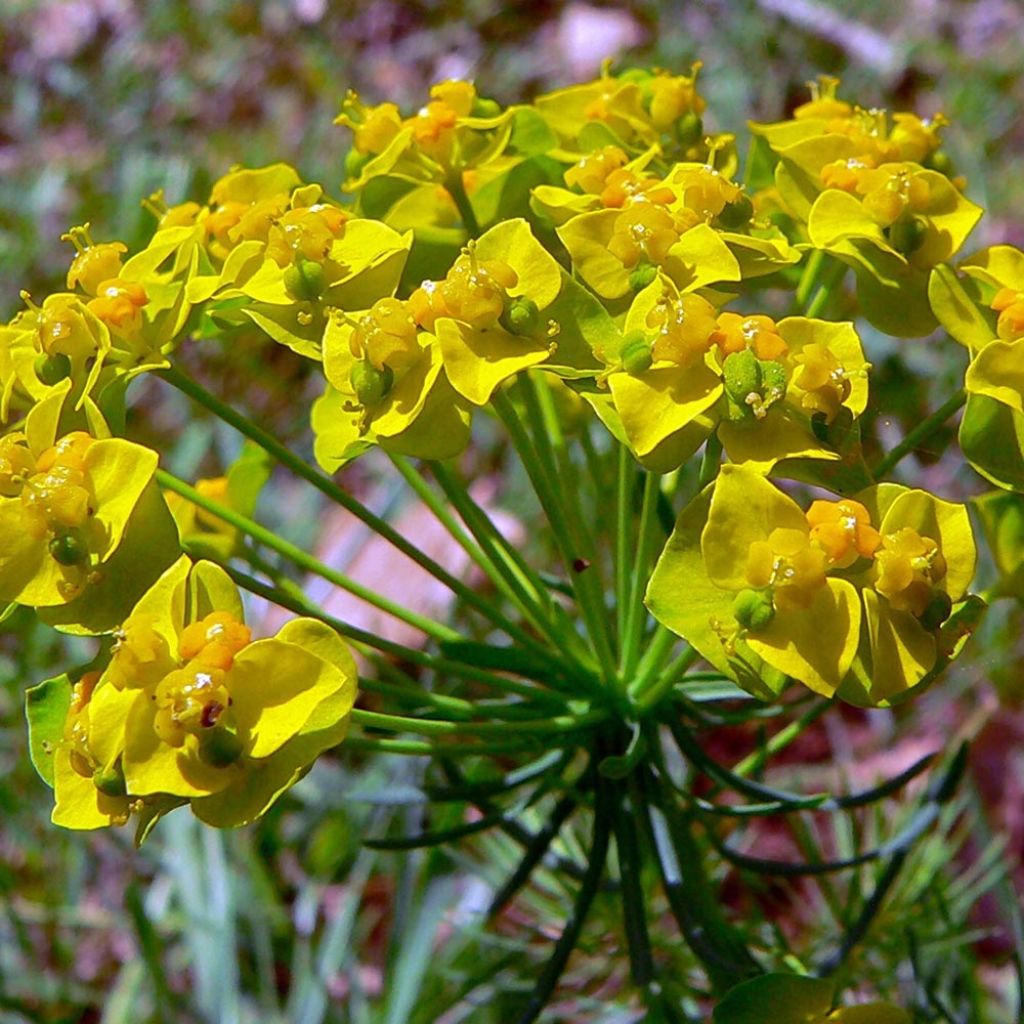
[635,646,700,713]
[159,470,461,642]
[428,461,578,663]
[446,171,481,237]
[620,469,660,681]
[345,736,552,757]
[631,626,680,695]
[795,249,825,309]
[495,384,617,687]
[731,699,831,777]
[158,365,527,642]
[218,561,571,709]
[871,388,967,479]
[804,258,846,317]
[522,375,616,676]
[698,433,722,489]
[351,706,607,739]
[513,770,611,1024]
[615,444,634,648]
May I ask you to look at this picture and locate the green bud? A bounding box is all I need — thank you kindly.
[199,723,245,768]
[93,760,127,798]
[284,259,326,302]
[350,360,394,407]
[716,194,754,230]
[49,530,89,566]
[722,349,762,407]
[732,588,775,631]
[628,261,658,292]
[620,330,653,374]
[887,214,927,255]
[676,111,704,148]
[471,97,502,118]
[501,296,542,337]
[34,352,72,386]
[918,589,953,631]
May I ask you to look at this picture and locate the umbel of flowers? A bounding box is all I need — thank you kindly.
[3,65,1014,1020]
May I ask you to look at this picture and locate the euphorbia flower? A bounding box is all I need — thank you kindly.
[49,556,358,830]
[647,465,862,698]
[425,220,567,405]
[0,389,162,610]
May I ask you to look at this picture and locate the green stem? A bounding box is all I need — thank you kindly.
[635,646,700,713]
[795,249,825,309]
[345,735,552,757]
[158,366,522,641]
[731,699,831,777]
[351,706,607,739]
[615,444,634,648]
[620,469,660,681]
[446,171,481,237]
[222,562,571,708]
[871,388,966,479]
[500,381,617,685]
[428,461,572,660]
[698,433,722,489]
[159,469,459,642]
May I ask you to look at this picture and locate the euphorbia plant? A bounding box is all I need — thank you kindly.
[3,65,1019,1020]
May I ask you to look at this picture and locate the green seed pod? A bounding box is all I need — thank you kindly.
[924,149,953,176]
[284,259,326,302]
[758,359,788,404]
[676,111,704,148]
[471,97,502,118]
[620,330,653,375]
[628,262,658,292]
[501,296,542,337]
[722,349,762,406]
[49,530,89,566]
[887,214,927,255]
[93,760,127,798]
[34,352,72,386]
[199,723,245,768]
[350,360,395,407]
[344,147,369,180]
[716,194,754,230]
[918,589,953,631]
[732,588,775,631]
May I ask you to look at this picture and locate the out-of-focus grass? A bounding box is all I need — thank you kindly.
[3,1,1024,1021]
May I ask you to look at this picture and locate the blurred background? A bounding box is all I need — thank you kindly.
[2,2,1024,1021]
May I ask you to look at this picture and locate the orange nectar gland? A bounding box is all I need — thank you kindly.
[0,434,36,497]
[992,288,1024,342]
[806,499,881,569]
[265,204,347,269]
[63,229,128,296]
[109,613,173,690]
[856,167,931,228]
[20,433,95,539]
[793,342,855,423]
[63,670,102,779]
[86,278,148,332]
[608,204,683,269]
[874,527,947,618]
[564,146,629,195]
[354,102,403,155]
[349,298,420,375]
[153,612,251,748]
[437,249,518,328]
[745,528,829,612]
[647,292,718,366]
[820,155,877,193]
[712,313,788,361]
